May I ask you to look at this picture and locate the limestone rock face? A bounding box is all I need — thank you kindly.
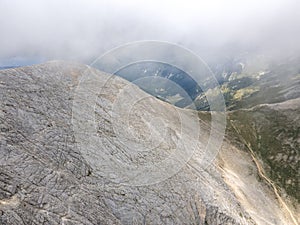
[0,61,297,224]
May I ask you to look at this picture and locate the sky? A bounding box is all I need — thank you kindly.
[0,0,299,66]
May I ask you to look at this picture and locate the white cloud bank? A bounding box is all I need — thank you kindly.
[0,0,299,64]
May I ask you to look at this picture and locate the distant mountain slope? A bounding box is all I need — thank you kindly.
[0,61,298,224]
[195,55,300,110]
[0,66,20,70]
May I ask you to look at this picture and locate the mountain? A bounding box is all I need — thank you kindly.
[115,61,202,108]
[0,66,20,70]
[195,54,300,110]
[0,61,298,224]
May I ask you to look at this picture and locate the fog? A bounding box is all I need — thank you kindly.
[0,0,299,66]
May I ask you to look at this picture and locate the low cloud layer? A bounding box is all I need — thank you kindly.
[0,0,299,65]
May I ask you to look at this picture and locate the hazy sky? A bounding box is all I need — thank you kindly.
[0,0,299,65]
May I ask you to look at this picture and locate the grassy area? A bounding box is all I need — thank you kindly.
[227,107,300,203]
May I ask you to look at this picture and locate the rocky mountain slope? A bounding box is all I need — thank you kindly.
[0,61,298,224]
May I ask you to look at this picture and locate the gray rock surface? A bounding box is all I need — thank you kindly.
[0,61,297,224]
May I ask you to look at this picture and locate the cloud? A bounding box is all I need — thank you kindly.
[0,0,299,64]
